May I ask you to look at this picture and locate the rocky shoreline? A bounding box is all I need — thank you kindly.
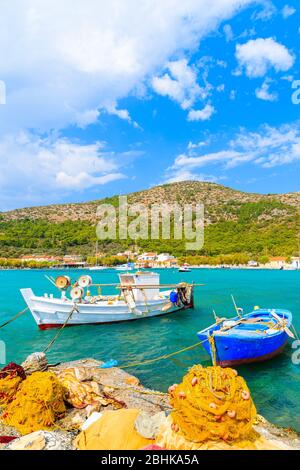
[1,357,300,451]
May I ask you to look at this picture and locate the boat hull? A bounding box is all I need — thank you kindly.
[216,343,287,367]
[21,288,193,329]
[197,309,292,366]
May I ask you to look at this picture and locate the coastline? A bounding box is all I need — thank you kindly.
[1,357,300,451]
[0,265,298,271]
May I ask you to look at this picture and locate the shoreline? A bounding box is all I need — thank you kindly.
[0,266,298,271]
[1,356,300,451]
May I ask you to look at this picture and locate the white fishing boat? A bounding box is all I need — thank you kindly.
[89,266,108,271]
[178,264,191,272]
[21,272,194,329]
[115,263,135,272]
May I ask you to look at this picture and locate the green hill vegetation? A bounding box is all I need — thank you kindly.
[0,181,299,263]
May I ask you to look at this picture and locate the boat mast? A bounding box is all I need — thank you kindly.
[95,240,98,267]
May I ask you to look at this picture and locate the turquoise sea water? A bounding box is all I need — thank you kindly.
[0,268,299,431]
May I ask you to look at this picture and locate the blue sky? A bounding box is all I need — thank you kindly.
[0,0,299,210]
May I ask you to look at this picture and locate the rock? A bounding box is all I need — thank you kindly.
[21,352,48,374]
[253,415,300,450]
[0,422,20,450]
[6,430,75,450]
[7,431,46,450]
[56,408,88,431]
[135,411,166,439]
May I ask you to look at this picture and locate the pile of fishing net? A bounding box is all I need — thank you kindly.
[0,363,26,406]
[54,367,126,410]
[167,365,257,444]
[55,368,105,409]
[2,371,66,435]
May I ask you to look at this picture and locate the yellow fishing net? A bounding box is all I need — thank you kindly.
[0,376,22,406]
[169,365,256,443]
[2,371,66,435]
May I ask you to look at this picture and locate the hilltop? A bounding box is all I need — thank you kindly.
[0,181,299,258]
[2,181,300,223]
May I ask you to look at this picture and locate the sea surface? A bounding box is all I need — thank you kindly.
[0,268,299,431]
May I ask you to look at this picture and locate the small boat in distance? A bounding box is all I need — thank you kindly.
[115,262,135,272]
[89,241,107,271]
[89,266,108,271]
[178,264,191,272]
[197,308,294,367]
[21,272,194,329]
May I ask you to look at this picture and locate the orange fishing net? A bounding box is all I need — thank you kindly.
[2,371,66,435]
[55,368,104,409]
[169,365,256,443]
[0,376,22,406]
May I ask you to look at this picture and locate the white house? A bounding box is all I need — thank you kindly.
[291,257,300,269]
[156,253,175,263]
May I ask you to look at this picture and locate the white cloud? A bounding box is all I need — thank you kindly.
[0,133,132,209]
[188,140,209,150]
[163,168,222,184]
[56,171,124,189]
[187,104,215,121]
[255,78,278,101]
[166,123,300,174]
[0,0,256,135]
[229,89,237,100]
[236,37,294,78]
[251,1,277,20]
[152,59,204,110]
[104,103,140,128]
[216,84,225,92]
[0,0,261,208]
[282,5,296,18]
[223,24,234,42]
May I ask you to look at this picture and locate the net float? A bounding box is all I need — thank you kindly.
[178,391,186,399]
[241,390,250,400]
[168,384,177,394]
[171,423,179,433]
[227,410,236,418]
[191,377,198,386]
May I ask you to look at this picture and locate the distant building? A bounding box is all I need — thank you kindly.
[136,252,177,268]
[268,257,288,269]
[116,251,138,258]
[137,252,157,262]
[156,253,177,267]
[291,257,300,269]
[248,260,258,267]
[20,255,62,263]
[63,255,83,262]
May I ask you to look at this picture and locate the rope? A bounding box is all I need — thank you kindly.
[0,307,29,329]
[208,334,217,366]
[141,288,150,314]
[291,323,300,341]
[43,304,78,354]
[120,339,208,369]
[102,384,166,396]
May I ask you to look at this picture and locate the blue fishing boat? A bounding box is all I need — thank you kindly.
[197,308,294,367]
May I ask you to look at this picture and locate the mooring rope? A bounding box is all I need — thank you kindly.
[119,339,208,369]
[43,303,79,354]
[0,307,29,330]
